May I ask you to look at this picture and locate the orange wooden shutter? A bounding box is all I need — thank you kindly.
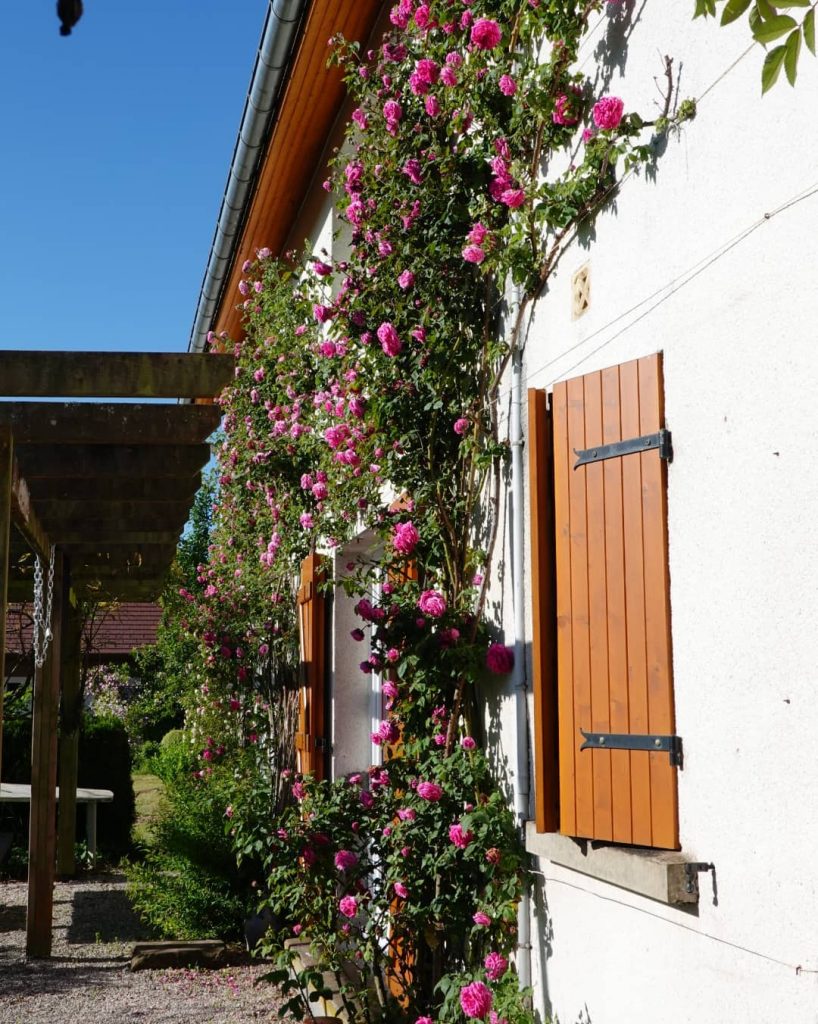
[528,388,560,833]
[551,353,678,850]
[296,552,327,780]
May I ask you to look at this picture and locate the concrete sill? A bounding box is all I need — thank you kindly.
[525,824,699,906]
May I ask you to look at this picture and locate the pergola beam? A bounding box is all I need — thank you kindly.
[16,444,210,480]
[0,403,221,445]
[27,474,202,502]
[0,351,233,399]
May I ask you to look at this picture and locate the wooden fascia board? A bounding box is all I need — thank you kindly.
[213,0,383,344]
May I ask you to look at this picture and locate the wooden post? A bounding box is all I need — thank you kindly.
[57,578,81,879]
[0,426,12,786]
[26,549,64,958]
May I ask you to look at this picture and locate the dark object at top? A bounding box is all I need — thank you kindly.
[57,0,83,36]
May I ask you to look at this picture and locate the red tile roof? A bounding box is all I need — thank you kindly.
[5,602,161,659]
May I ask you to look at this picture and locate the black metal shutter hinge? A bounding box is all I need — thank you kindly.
[574,428,672,470]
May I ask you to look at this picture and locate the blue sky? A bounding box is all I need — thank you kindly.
[0,2,267,353]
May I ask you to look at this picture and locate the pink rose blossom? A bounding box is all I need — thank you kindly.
[292,923,303,935]
[449,823,474,849]
[440,66,458,87]
[334,849,359,871]
[453,417,470,435]
[292,781,306,800]
[460,981,493,1019]
[339,895,358,918]
[418,589,446,617]
[500,188,526,208]
[470,18,502,49]
[383,680,399,699]
[394,882,409,899]
[484,952,509,981]
[417,781,443,801]
[360,790,374,808]
[467,222,488,245]
[499,74,517,96]
[485,847,501,864]
[592,95,624,131]
[416,1018,433,1024]
[398,269,415,290]
[397,807,416,821]
[472,911,491,926]
[425,95,441,116]
[462,244,486,264]
[377,321,403,357]
[414,4,430,28]
[486,643,515,674]
[552,93,580,126]
[461,736,476,749]
[393,520,420,555]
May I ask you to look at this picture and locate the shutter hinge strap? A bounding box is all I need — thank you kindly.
[573,428,672,470]
[580,728,683,768]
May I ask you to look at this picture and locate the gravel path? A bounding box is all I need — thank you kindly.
[0,874,287,1023]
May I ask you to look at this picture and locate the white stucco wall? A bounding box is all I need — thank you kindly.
[488,7,818,1023]
[279,8,818,1017]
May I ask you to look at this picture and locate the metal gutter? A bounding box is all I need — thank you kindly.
[188,0,309,354]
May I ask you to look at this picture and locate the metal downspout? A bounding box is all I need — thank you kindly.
[509,290,532,990]
[188,0,308,354]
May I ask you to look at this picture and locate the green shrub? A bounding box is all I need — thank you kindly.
[126,764,254,940]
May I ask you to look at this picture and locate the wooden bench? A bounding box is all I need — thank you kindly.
[0,782,113,857]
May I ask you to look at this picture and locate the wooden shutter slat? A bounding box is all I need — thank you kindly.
[584,371,614,841]
[601,364,633,844]
[619,358,653,846]
[566,374,595,838]
[552,380,577,836]
[638,356,677,849]
[528,389,559,833]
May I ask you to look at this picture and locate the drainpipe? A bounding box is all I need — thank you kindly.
[188,0,309,354]
[508,288,532,990]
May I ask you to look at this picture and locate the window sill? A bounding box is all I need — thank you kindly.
[525,824,699,906]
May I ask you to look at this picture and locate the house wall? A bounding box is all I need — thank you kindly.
[250,5,818,1017]
[482,7,818,1023]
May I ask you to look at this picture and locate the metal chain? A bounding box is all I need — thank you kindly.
[33,544,56,669]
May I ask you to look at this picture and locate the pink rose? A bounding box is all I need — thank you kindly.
[394,882,409,899]
[467,222,488,245]
[470,18,502,49]
[425,95,441,116]
[484,952,509,981]
[592,95,624,131]
[334,849,359,871]
[393,520,420,555]
[472,911,491,926]
[418,589,446,617]
[383,99,403,124]
[460,981,493,1019]
[377,321,403,357]
[449,822,474,849]
[552,93,580,126]
[292,781,306,800]
[453,417,470,435]
[499,74,517,96]
[398,269,415,289]
[382,680,398,699]
[500,188,526,208]
[338,895,358,918]
[417,781,443,801]
[486,642,515,674]
[462,244,486,264]
[461,736,476,750]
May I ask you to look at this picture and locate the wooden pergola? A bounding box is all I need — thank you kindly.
[0,350,232,957]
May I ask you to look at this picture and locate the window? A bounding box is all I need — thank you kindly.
[529,353,679,850]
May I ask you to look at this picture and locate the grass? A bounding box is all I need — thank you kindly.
[132,773,165,847]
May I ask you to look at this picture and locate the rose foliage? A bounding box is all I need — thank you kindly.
[170,2,694,1021]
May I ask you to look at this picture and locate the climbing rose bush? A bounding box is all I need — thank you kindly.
[173,0,695,1020]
